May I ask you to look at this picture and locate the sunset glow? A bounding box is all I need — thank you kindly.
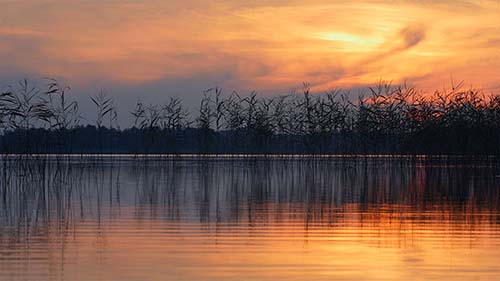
[1,0,500,94]
[2,3,500,279]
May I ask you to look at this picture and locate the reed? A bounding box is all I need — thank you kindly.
[0,78,499,155]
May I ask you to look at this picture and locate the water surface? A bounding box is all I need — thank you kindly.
[1,156,500,280]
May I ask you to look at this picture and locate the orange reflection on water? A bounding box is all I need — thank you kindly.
[2,203,500,281]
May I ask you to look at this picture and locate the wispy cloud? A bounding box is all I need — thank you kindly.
[0,0,499,106]
[398,24,426,50]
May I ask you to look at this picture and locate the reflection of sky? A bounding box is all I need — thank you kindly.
[3,158,500,225]
[1,1,500,114]
[1,159,500,280]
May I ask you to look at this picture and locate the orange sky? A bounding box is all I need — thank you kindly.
[1,0,500,96]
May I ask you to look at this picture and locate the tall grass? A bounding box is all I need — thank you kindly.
[1,78,500,155]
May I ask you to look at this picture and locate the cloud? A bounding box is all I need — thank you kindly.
[311,24,428,90]
[371,24,427,60]
[398,24,426,50]
[1,0,500,114]
[0,27,46,38]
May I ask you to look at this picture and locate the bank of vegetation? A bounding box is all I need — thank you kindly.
[1,79,499,155]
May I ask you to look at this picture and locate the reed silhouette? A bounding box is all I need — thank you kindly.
[1,79,500,155]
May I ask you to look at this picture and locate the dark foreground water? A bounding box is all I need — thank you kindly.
[1,156,500,280]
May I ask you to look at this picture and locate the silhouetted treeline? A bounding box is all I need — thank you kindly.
[1,79,500,154]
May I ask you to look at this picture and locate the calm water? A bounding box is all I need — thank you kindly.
[1,156,500,280]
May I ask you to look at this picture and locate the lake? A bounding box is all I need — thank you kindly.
[1,156,500,280]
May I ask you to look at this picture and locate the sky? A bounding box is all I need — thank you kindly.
[1,0,500,117]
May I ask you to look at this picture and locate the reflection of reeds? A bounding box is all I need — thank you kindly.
[1,79,500,154]
[1,157,499,231]
[1,157,500,274]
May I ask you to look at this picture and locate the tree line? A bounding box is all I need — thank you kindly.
[1,79,499,155]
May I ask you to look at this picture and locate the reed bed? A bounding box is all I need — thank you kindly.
[1,79,499,155]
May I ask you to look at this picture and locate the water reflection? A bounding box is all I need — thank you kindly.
[1,157,500,280]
